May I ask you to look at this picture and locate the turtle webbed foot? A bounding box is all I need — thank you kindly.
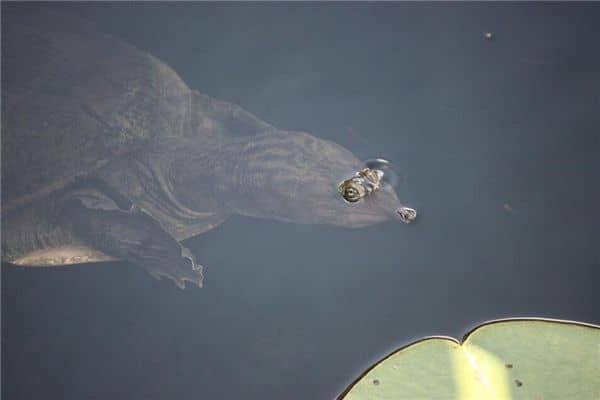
[63,196,205,289]
[147,253,204,289]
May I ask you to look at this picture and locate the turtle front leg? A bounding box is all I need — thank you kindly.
[63,198,203,288]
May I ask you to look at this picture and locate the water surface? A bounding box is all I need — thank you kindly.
[2,3,599,399]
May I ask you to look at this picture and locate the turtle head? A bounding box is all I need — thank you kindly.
[225,131,416,228]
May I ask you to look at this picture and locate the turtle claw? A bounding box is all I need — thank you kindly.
[146,252,204,289]
[149,270,163,281]
[181,246,199,269]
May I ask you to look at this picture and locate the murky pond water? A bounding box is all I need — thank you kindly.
[2,3,599,399]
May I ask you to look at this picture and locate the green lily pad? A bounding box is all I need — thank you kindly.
[339,318,600,400]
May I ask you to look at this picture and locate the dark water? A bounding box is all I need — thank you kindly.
[2,3,599,399]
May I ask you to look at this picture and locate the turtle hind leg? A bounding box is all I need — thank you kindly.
[63,198,203,289]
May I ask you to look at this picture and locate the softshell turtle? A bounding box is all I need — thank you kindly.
[1,10,417,288]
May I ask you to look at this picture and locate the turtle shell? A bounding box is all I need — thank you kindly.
[1,9,274,214]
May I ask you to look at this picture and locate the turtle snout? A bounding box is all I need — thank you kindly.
[396,206,417,224]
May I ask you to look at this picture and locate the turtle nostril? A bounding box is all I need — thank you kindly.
[396,207,417,224]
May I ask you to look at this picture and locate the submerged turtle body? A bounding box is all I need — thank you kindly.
[1,10,416,288]
[2,11,272,214]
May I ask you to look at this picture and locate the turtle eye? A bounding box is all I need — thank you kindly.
[339,180,364,203]
[344,186,360,203]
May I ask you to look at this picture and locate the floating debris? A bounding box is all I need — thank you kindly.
[515,379,523,387]
[503,203,513,213]
[372,379,380,386]
[485,32,494,40]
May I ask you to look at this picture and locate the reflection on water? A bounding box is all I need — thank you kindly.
[2,3,599,400]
